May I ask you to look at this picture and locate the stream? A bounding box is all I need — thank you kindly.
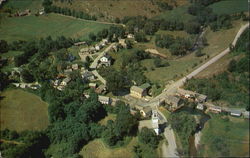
[174,106,211,157]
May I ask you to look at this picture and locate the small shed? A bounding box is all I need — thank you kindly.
[196,103,204,111]
[89,83,97,89]
[230,110,242,117]
[196,94,207,103]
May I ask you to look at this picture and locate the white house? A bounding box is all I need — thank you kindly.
[99,54,111,66]
[98,95,111,105]
[196,103,204,111]
[127,34,134,39]
[61,77,71,86]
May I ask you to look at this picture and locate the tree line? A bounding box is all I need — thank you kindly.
[42,0,96,20]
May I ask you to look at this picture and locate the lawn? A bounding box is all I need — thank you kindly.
[0,13,111,42]
[79,138,137,158]
[209,0,248,15]
[0,89,49,132]
[199,114,249,157]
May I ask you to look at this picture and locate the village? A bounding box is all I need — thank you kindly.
[9,29,249,138]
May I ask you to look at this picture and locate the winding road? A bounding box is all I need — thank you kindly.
[150,22,249,158]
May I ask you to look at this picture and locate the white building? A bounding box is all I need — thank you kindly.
[99,54,111,66]
[151,109,159,135]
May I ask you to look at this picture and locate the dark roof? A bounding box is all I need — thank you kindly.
[140,83,151,90]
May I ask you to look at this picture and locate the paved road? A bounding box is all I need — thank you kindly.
[90,43,116,69]
[158,110,179,158]
[89,43,116,85]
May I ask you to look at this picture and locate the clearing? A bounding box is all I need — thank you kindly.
[0,89,49,132]
[0,13,111,42]
[79,138,137,158]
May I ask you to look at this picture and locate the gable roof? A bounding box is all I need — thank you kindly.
[131,86,144,94]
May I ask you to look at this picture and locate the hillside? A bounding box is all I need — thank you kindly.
[53,0,188,22]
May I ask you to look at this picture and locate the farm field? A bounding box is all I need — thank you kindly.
[199,114,249,157]
[209,0,248,15]
[79,138,137,158]
[0,89,49,132]
[0,13,111,42]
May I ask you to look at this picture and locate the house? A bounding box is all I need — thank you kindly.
[81,47,90,53]
[64,68,73,75]
[118,39,127,48]
[54,80,60,86]
[242,111,249,119]
[95,44,102,51]
[72,64,79,70]
[95,84,107,94]
[196,103,204,111]
[127,34,134,39]
[208,106,221,113]
[89,83,97,89]
[130,86,146,99]
[140,106,152,117]
[112,44,119,52]
[74,41,86,46]
[98,95,111,105]
[165,96,181,110]
[196,94,207,103]
[130,83,151,99]
[61,77,71,86]
[39,8,45,15]
[99,54,112,67]
[82,71,95,81]
[177,88,196,99]
[230,110,242,117]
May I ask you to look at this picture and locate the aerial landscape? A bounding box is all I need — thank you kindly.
[0,0,249,157]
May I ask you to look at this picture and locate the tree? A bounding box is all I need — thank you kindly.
[227,59,237,72]
[88,33,96,41]
[138,127,160,149]
[0,40,8,53]
[184,21,201,34]
[135,32,147,42]
[20,69,35,83]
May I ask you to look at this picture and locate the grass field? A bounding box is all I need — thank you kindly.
[195,52,245,78]
[98,113,116,126]
[0,89,49,132]
[153,4,194,22]
[209,0,248,15]
[199,114,249,157]
[0,13,111,42]
[79,138,137,158]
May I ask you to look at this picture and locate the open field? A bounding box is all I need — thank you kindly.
[98,113,116,126]
[0,13,111,42]
[199,114,249,157]
[209,0,248,15]
[79,138,137,158]
[153,4,194,22]
[195,52,245,78]
[0,89,49,132]
[54,0,188,21]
